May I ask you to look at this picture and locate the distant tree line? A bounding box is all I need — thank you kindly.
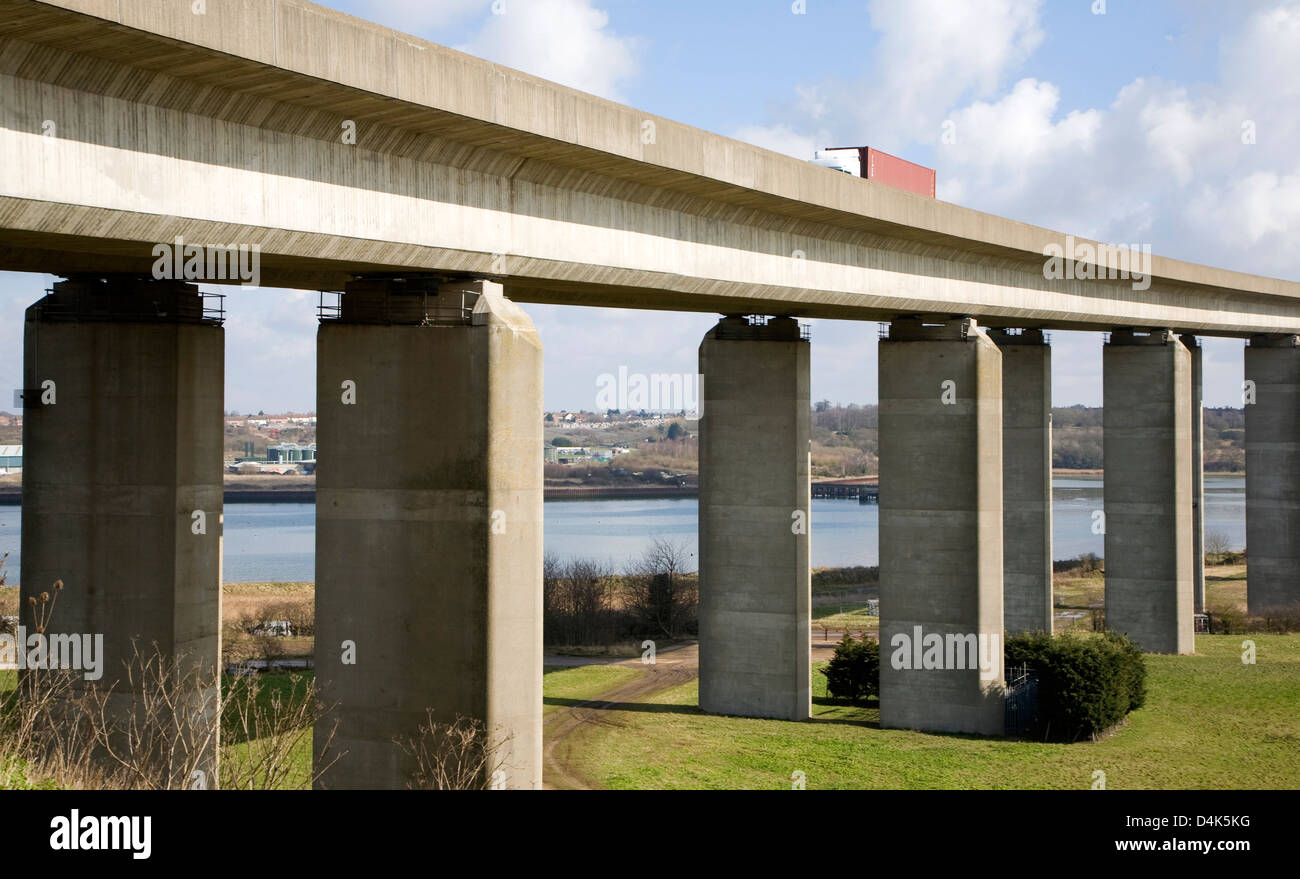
[543,539,698,647]
[807,403,1245,474]
[1053,404,1243,471]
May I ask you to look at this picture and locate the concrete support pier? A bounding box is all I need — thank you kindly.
[1244,334,1300,615]
[20,276,223,783]
[878,317,1004,736]
[989,329,1053,635]
[313,277,543,789]
[698,315,810,721]
[1180,335,1205,613]
[1102,329,1194,654]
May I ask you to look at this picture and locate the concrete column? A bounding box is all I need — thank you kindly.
[878,317,1004,736]
[313,277,542,790]
[1244,334,1300,615]
[20,276,223,783]
[1102,329,1194,654]
[1180,335,1205,613]
[698,315,810,721]
[989,329,1053,635]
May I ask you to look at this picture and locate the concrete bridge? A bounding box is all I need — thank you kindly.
[4,0,1299,788]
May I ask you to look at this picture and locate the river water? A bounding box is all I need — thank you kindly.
[0,475,1245,583]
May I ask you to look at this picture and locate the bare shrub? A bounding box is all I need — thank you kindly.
[1,577,337,789]
[221,619,260,666]
[1205,531,1233,557]
[221,672,339,790]
[76,642,221,789]
[1203,531,1245,565]
[1255,605,1300,633]
[543,554,620,646]
[623,538,698,639]
[397,711,513,790]
[1207,601,1300,634]
[0,667,106,789]
[259,598,314,637]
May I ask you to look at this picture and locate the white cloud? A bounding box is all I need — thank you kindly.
[938,78,1101,205]
[733,1,1300,281]
[735,0,1044,156]
[726,2,1300,404]
[456,0,640,101]
[1219,4,1300,100]
[1189,171,1300,252]
[863,0,1044,144]
[730,123,826,161]
[932,5,1300,281]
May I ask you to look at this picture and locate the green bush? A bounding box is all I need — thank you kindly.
[821,634,879,703]
[1005,631,1146,741]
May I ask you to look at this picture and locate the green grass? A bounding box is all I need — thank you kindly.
[8,634,1298,789]
[543,664,644,716]
[220,671,316,790]
[812,609,879,631]
[811,601,872,621]
[1052,572,1106,610]
[0,755,59,789]
[559,634,1300,789]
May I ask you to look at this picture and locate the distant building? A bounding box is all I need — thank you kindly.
[267,442,317,463]
[0,445,20,473]
[545,445,631,465]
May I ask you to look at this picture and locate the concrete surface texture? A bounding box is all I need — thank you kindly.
[1244,336,1300,615]
[1102,330,1195,654]
[1,0,1299,332]
[878,318,1005,736]
[989,329,1053,635]
[697,316,811,721]
[313,278,542,790]
[1181,335,1206,614]
[19,277,223,781]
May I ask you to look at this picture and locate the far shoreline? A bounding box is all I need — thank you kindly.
[0,467,1248,506]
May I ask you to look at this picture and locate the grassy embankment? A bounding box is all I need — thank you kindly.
[542,665,643,718]
[1,562,1271,789]
[543,633,1300,789]
[7,628,1296,790]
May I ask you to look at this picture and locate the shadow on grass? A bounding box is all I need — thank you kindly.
[811,697,1038,742]
[543,696,701,715]
[811,695,880,728]
[543,694,894,731]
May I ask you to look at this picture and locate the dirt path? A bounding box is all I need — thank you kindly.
[543,643,698,790]
[542,641,838,790]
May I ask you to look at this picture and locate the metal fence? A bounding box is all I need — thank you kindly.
[1004,664,1039,737]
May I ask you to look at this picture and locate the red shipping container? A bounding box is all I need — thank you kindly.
[862,147,935,198]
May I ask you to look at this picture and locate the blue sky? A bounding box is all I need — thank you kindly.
[3,0,1298,413]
